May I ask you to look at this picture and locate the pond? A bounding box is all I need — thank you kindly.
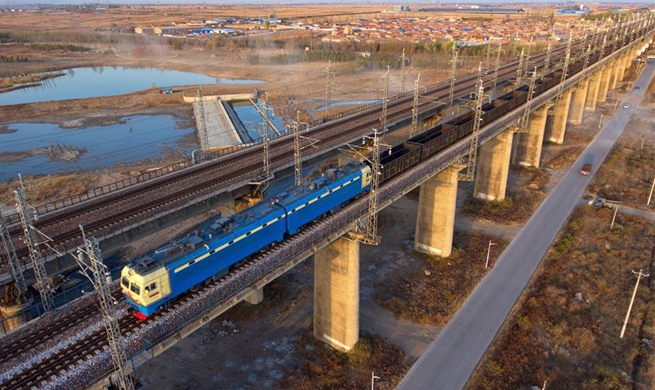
[231,101,287,142]
[0,115,195,182]
[0,67,265,106]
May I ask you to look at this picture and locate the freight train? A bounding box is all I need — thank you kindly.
[121,161,372,320]
[121,33,616,320]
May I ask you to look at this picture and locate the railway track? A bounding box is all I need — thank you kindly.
[1,37,586,272]
[0,289,122,367]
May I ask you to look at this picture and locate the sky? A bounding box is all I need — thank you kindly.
[1,1,654,5]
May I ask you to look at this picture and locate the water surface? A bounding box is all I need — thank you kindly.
[0,67,264,106]
[0,115,195,182]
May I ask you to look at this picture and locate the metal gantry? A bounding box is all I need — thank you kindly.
[14,176,55,312]
[410,74,421,138]
[459,63,485,182]
[0,209,28,304]
[75,226,134,390]
[196,88,209,151]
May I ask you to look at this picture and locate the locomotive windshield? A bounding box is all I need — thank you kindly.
[130,283,141,295]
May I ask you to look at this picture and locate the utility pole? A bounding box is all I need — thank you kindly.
[610,204,620,229]
[325,61,334,119]
[0,208,28,304]
[15,175,57,313]
[371,371,381,390]
[620,269,649,339]
[459,63,485,182]
[75,226,134,390]
[449,45,460,107]
[647,177,654,206]
[485,240,497,269]
[196,88,209,151]
[411,74,421,138]
[492,42,502,89]
[400,48,406,95]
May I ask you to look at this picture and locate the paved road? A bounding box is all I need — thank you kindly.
[396,61,655,390]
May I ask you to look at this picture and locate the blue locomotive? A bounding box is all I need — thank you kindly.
[121,161,372,320]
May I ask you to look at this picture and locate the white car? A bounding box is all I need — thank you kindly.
[623,103,629,109]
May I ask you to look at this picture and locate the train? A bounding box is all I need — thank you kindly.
[121,31,625,320]
[121,161,372,320]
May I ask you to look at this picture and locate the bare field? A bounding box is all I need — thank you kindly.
[466,207,654,390]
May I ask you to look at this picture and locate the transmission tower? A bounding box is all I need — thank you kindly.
[75,226,134,390]
[196,88,209,151]
[400,48,407,95]
[364,128,386,245]
[523,36,534,78]
[484,43,492,70]
[544,42,552,74]
[517,67,538,134]
[515,48,526,84]
[410,74,421,138]
[459,64,485,182]
[14,176,56,313]
[552,33,573,114]
[261,99,272,194]
[325,61,335,119]
[582,44,592,77]
[293,112,303,187]
[0,209,28,304]
[492,42,502,89]
[448,46,460,107]
[381,66,390,132]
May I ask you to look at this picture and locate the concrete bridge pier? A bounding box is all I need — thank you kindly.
[245,287,264,305]
[617,54,629,82]
[514,103,552,168]
[568,79,589,125]
[585,72,602,112]
[609,57,622,90]
[547,89,573,144]
[474,128,515,201]
[314,235,359,352]
[597,67,612,103]
[414,163,466,257]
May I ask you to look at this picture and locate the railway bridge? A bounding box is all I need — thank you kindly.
[0,13,653,390]
[0,17,617,296]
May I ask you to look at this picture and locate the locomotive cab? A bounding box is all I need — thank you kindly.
[121,260,171,320]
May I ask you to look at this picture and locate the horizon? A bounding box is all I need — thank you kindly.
[1,1,654,6]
